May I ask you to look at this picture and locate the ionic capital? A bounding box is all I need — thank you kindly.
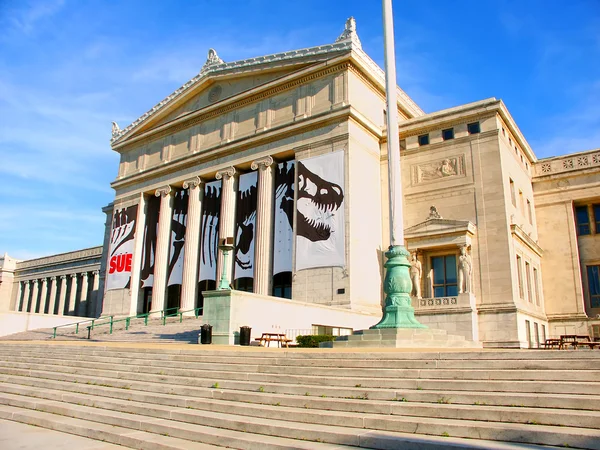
[215,166,236,180]
[31,279,39,285]
[155,186,172,198]
[183,176,203,190]
[60,275,67,280]
[92,270,99,276]
[40,278,47,284]
[251,156,274,171]
[49,276,56,281]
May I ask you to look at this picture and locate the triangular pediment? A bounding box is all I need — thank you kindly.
[405,218,476,238]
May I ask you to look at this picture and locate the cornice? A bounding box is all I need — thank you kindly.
[511,224,543,257]
[15,246,103,271]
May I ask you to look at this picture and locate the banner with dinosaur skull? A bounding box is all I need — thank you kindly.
[106,204,138,291]
[234,171,258,281]
[167,189,188,286]
[199,180,221,282]
[140,195,160,288]
[295,151,345,270]
[273,160,295,276]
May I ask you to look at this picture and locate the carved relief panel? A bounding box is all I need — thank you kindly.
[411,155,466,186]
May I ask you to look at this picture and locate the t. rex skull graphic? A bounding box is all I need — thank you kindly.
[296,161,344,242]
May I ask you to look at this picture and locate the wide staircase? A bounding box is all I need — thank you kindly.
[0,343,599,449]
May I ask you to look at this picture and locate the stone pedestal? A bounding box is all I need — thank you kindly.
[323,328,481,348]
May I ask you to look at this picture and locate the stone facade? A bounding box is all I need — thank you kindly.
[1,19,599,346]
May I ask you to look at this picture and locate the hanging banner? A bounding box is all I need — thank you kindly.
[295,151,345,270]
[106,204,138,290]
[167,189,188,286]
[273,160,295,275]
[199,180,221,282]
[234,171,258,281]
[140,195,160,288]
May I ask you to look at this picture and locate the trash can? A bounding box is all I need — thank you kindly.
[239,326,252,346]
[200,324,213,344]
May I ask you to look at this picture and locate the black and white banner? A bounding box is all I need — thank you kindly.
[234,171,258,281]
[140,195,160,288]
[295,151,345,270]
[106,205,138,291]
[273,161,294,275]
[167,189,188,286]
[199,180,221,282]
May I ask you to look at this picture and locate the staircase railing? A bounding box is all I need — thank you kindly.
[52,307,203,339]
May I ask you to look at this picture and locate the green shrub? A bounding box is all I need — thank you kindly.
[296,335,336,348]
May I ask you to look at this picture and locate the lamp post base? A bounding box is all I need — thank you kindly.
[371,245,426,329]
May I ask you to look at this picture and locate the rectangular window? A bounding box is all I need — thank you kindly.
[418,134,429,146]
[525,320,532,348]
[516,255,524,299]
[431,255,458,297]
[519,190,524,215]
[509,137,512,146]
[541,324,546,343]
[467,122,480,134]
[575,206,591,235]
[594,204,600,233]
[533,267,540,305]
[525,262,532,302]
[588,266,600,308]
[527,199,533,224]
[534,322,539,348]
[510,179,516,206]
[442,128,454,140]
[400,139,406,151]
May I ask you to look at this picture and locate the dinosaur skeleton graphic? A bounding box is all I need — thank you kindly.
[234,172,258,280]
[295,151,345,270]
[273,161,295,275]
[106,205,138,291]
[199,181,221,282]
[167,189,188,286]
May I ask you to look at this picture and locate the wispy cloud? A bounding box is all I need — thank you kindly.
[2,0,65,36]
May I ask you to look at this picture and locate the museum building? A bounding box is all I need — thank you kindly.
[1,19,599,347]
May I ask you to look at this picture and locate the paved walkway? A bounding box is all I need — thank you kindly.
[0,419,124,449]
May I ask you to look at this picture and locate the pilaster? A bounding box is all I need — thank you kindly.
[151,186,174,314]
[215,167,237,287]
[48,276,57,315]
[251,156,275,295]
[181,176,204,314]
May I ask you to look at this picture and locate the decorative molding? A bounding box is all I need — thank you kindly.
[182,176,203,190]
[427,206,442,220]
[155,186,172,197]
[510,224,543,257]
[251,155,274,171]
[16,246,103,271]
[215,166,236,180]
[534,149,600,177]
[111,121,120,138]
[411,155,466,185]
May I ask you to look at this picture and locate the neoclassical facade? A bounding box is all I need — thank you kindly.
[1,19,599,346]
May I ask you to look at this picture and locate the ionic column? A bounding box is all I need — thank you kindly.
[48,276,58,315]
[251,156,275,295]
[14,281,23,312]
[29,280,39,313]
[57,275,67,315]
[38,278,48,313]
[91,270,100,315]
[68,274,79,316]
[150,186,174,315]
[78,272,89,317]
[180,176,203,314]
[20,281,30,312]
[215,167,237,287]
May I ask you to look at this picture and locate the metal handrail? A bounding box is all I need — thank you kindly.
[52,306,202,339]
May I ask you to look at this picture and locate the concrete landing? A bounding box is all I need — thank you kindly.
[322,328,482,348]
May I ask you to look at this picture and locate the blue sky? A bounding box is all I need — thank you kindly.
[1,0,599,260]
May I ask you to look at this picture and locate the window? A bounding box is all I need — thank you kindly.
[502,127,506,136]
[534,322,540,348]
[519,190,524,215]
[525,320,532,348]
[431,255,458,297]
[273,272,292,299]
[541,324,546,342]
[527,199,533,224]
[467,122,480,134]
[234,277,253,292]
[588,266,600,308]
[510,179,516,206]
[516,255,524,298]
[442,128,454,141]
[399,139,406,151]
[533,268,540,305]
[418,134,429,146]
[525,262,532,302]
[509,137,512,146]
[575,206,591,235]
[594,204,600,232]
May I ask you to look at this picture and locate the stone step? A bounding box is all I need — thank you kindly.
[1,374,598,430]
[4,353,600,383]
[1,386,598,449]
[2,359,599,397]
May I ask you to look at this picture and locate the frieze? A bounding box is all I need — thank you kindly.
[535,150,600,177]
[16,246,103,270]
[411,155,466,185]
